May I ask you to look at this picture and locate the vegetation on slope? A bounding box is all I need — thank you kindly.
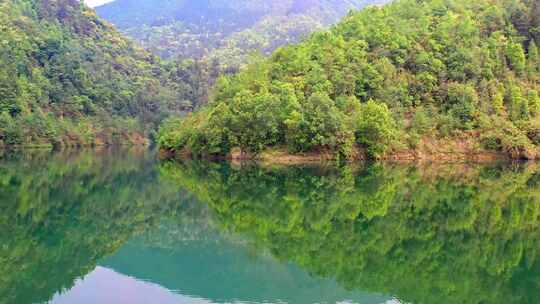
[96,0,389,111]
[159,0,540,160]
[0,0,192,147]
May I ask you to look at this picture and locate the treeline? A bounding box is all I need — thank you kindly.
[0,0,199,147]
[159,0,540,159]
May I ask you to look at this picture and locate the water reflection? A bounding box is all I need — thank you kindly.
[2,149,540,303]
[0,149,184,304]
[160,161,540,304]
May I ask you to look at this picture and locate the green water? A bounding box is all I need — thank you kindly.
[1,149,540,304]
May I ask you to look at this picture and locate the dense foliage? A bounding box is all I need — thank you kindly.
[161,160,540,304]
[0,0,193,147]
[159,0,540,159]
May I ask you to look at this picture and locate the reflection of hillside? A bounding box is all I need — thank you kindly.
[101,218,389,304]
[161,161,540,304]
[132,197,226,248]
[0,149,183,304]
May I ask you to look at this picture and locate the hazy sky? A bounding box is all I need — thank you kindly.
[85,0,114,7]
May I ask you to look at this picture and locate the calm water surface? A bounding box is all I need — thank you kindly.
[1,148,540,304]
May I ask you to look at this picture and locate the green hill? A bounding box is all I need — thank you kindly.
[159,0,540,160]
[96,0,389,66]
[0,0,190,147]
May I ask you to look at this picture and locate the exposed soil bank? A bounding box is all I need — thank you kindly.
[251,149,510,164]
[159,147,527,165]
[159,134,540,164]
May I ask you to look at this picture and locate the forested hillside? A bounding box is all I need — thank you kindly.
[159,0,540,160]
[96,0,388,66]
[0,0,192,147]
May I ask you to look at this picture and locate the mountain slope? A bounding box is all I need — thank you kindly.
[0,0,186,147]
[96,0,389,65]
[158,0,540,160]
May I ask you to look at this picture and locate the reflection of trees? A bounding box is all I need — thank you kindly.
[161,161,540,304]
[0,149,183,304]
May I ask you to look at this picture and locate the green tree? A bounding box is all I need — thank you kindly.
[492,89,505,115]
[447,83,478,127]
[528,41,539,79]
[528,89,540,116]
[507,84,528,121]
[288,93,352,154]
[0,0,192,147]
[355,100,396,158]
[227,90,281,154]
[0,112,22,145]
[507,41,527,75]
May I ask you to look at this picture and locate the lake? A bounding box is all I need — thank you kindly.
[1,148,540,304]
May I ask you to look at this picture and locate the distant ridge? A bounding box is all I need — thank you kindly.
[96,0,390,63]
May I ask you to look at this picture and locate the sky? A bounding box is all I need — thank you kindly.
[85,0,115,7]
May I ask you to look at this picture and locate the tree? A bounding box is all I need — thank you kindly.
[288,93,352,153]
[355,100,396,158]
[0,0,192,147]
[227,90,281,154]
[528,41,539,79]
[528,90,540,116]
[507,41,526,75]
[447,83,478,127]
[0,112,22,145]
[492,88,505,115]
[507,84,528,121]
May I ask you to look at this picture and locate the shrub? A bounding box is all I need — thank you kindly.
[480,135,503,151]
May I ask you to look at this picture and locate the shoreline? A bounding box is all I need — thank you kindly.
[159,147,530,165]
[159,132,540,164]
[3,143,536,164]
[0,142,150,150]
